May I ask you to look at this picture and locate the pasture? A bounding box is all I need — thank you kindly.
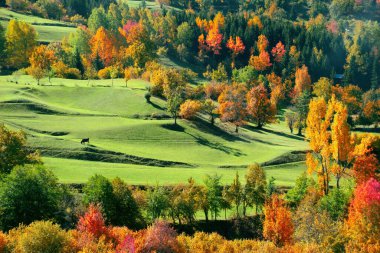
[0,75,308,186]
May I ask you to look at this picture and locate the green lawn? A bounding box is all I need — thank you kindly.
[44,157,307,186]
[0,75,309,185]
[0,8,77,42]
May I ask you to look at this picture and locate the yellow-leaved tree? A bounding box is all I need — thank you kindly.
[6,20,37,68]
[306,95,379,194]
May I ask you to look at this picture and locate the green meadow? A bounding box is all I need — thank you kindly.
[0,75,308,185]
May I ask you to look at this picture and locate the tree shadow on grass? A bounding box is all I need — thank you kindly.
[242,125,305,142]
[189,118,250,143]
[161,123,185,132]
[148,101,165,110]
[186,132,246,157]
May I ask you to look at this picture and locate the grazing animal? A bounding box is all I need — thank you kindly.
[81,138,90,145]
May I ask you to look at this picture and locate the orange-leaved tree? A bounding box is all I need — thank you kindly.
[218,83,247,132]
[28,45,56,85]
[246,84,276,129]
[249,51,272,71]
[263,194,293,246]
[180,99,203,120]
[271,41,286,63]
[294,65,311,98]
[227,36,245,69]
[90,27,116,67]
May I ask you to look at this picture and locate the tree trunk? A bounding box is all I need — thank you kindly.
[297,126,302,136]
[174,116,177,125]
[204,209,208,222]
[211,116,214,125]
[235,125,239,133]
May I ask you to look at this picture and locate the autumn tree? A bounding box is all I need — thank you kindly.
[306,97,332,195]
[352,135,380,184]
[6,20,37,68]
[345,178,380,252]
[0,124,40,174]
[294,65,312,98]
[227,36,245,69]
[180,99,202,120]
[218,83,247,132]
[28,45,56,85]
[124,66,141,87]
[263,195,293,246]
[90,27,116,68]
[246,84,276,128]
[271,41,286,63]
[257,34,269,53]
[245,163,267,215]
[249,51,272,71]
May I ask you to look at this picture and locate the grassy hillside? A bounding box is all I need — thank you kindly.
[0,75,308,185]
[0,8,76,42]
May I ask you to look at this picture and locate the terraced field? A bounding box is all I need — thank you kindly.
[0,75,308,185]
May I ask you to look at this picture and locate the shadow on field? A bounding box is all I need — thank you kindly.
[148,101,165,110]
[243,125,305,141]
[161,123,185,132]
[190,119,249,143]
[186,132,246,157]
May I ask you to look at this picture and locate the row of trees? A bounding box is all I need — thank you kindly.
[1,0,379,91]
[0,163,378,252]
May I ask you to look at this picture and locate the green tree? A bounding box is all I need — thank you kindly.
[87,6,108,33]
[227,172,243,217]
[245,163,267,214]
[176,22,194,48]
[163,69,187,125]
[204,174,223,220]
[111,177,142,228]
[319,187,351,221]
[0,125,40,175]
[266,176,277,198]
[147,185,169,220]
[0,165,62,231]
[83,174,116,224]
[6,20,37,68]
[285,172,313,208]
[294,90,311,135]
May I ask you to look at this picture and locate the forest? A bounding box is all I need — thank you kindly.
[0,0,379,252]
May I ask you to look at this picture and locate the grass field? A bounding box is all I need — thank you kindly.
[0,75,309,186]
[0,8,76,42]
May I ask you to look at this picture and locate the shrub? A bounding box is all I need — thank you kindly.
[7,221,70,253]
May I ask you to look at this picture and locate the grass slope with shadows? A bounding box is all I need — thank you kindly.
[0,76,309,185]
